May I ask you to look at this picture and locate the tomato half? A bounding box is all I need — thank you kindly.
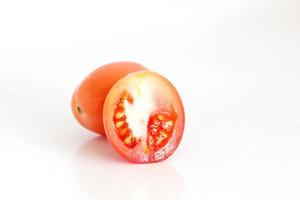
[103,70,185,163]
[71,62,146,135]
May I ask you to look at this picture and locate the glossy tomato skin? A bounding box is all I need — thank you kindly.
[103,70,185,163]
[71,62,146,135]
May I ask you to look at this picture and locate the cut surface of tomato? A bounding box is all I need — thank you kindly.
[103,70,185,163]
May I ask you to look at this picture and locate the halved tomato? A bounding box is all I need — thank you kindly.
[103,70,185,163]
[71,62,146,135]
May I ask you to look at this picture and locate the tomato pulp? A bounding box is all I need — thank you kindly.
[71,62,146,135]
[103,70,185,163]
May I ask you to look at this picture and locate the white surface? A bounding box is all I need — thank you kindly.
[0,0,300,199]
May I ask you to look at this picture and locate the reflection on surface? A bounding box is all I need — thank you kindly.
[73,137,185,200]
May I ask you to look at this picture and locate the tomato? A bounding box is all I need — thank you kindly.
[103,70,185,163]
[71,62,146,135]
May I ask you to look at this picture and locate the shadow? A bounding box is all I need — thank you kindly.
[75,136,125,163]
[72,137,186,200]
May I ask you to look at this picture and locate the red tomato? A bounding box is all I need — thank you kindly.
[103,70,185,163]
[71,62,146,135]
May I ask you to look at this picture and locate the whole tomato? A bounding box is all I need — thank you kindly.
[71,62,146,135]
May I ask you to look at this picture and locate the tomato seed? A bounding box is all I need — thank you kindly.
[120,128,129,136]
[115,112,125,119]
[157,114,164,121]
[115,121,124,128]
[124,136,132,145]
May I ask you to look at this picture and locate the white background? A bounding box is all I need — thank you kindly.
[0,0,300,199]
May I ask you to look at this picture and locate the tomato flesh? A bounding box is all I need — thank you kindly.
[103,70,185,163]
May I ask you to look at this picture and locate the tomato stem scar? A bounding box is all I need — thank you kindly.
[76,105,83,115]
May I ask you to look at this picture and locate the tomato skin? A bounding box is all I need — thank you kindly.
[103,70,185,163]
[71,62,146,135]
